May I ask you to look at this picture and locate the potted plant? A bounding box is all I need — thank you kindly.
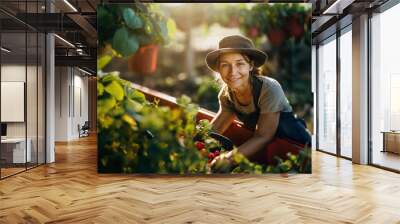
[241,4,308,46]
[238,4,288,45]
[128,44,159,74]
[286,14,304,39]
[247,26,260,39]
[97,3,175,74]
[260,4,288,47]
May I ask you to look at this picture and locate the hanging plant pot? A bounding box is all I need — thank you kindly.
[247,27,260,39]
[128,44,159,75]
[266,28,286,46]
[287,15,304,39]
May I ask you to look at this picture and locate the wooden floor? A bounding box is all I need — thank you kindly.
[1,136,400,223]
[372,150,400,171]
[1,167,26,178]
[1,163,44,178]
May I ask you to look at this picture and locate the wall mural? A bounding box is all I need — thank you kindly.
[97,3,312,174]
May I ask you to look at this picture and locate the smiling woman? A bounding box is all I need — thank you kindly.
[206,35,311,166]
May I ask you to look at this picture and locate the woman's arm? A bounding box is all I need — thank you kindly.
[236,112,280,158]
[210,112,280,170]
[210,109,236,134]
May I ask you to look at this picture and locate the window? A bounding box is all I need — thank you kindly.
[339,27,352,158]
[317,35,337,154]
[371,2,400,171]
[0,1,47,179]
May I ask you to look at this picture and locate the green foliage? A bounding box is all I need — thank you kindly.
[98,72,311,174]
[98,72,208,173]
[98,3,174,58]
[123,8,143,30]
[193,77,221,112]
[97,55,112,70]
[267,148,312,173]
[196,119,213,139]
[236,4,311,40]
[112,27,139,58]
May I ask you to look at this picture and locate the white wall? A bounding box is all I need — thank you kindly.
[55,66,70,141]
[1,64,45,164]
[1,65,30,138]
[55,67,89,141]
[1,65,26,141]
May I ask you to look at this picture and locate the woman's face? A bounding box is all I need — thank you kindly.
[218,52,253,90]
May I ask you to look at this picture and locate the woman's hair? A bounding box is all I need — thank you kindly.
[240,53,262,76]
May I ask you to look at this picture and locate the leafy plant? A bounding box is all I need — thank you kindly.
[193,76,221,112]
[98,72,311,174]
[99,71,204,173]
[98,3,175,58]
[266,148,312,173]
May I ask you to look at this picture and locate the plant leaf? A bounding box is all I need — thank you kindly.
[97,82,104,96]
[112,27,139,57]
[166,18,176,39]
[105,80,124,101]
[123,8,143,30]
[97,55,112,70]
[128,89,146,103]
[98,97,116,114]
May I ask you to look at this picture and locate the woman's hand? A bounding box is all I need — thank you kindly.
[210,150,235,173]
[234,112,280,159]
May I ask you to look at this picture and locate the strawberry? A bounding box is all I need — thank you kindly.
[195,141,205,150]
[208,152,215,160]
[214,150,220,156]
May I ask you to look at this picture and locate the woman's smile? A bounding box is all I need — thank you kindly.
[228,75,244,86]
[229,75,242,82]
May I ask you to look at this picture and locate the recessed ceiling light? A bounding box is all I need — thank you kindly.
[323,0,354,15]
[54,34,75,48]
[77,67,92,76]
[63,0,78,12]
[1,47,11,53]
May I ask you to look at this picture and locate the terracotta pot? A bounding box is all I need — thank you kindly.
[266,28,286,46]
[128,44,159,75]
[247,27,259,39]
[287,16,304,39]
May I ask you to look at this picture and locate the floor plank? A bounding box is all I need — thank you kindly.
[372,151,400,171]
[0,135,400,223]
